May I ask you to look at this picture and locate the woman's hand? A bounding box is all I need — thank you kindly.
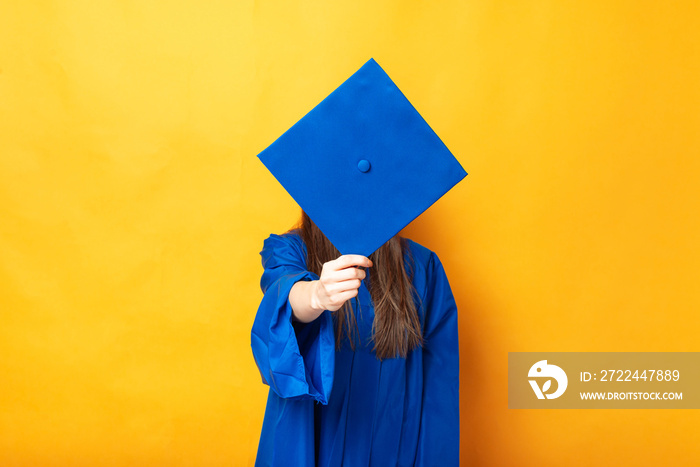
[289,255,373,323]
[312,255,373,312]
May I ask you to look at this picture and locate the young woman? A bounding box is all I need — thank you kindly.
[251,211,460,466]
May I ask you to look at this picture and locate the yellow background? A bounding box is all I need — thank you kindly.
[1,1,698,465]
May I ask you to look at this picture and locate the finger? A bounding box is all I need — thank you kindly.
[325,278,362,296]
[328,288,359,310]
[331,267,366,282]
[332,255,373,270]
[335,278,362,293]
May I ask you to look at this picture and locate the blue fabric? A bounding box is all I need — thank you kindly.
[256,58,468,257]
[251,230,460,466]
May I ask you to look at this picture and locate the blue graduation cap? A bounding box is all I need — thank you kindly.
[257,58,468,257]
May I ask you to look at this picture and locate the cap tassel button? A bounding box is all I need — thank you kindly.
[357,159,371,173]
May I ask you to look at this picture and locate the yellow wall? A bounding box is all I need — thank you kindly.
[1,1,698,465]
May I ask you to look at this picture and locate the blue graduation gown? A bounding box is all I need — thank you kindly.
[251,230,460,466]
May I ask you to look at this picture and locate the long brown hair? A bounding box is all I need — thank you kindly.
[290,210,423,360]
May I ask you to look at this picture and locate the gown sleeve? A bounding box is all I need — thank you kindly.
[416,252,460,466]
[250,232,335,404]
